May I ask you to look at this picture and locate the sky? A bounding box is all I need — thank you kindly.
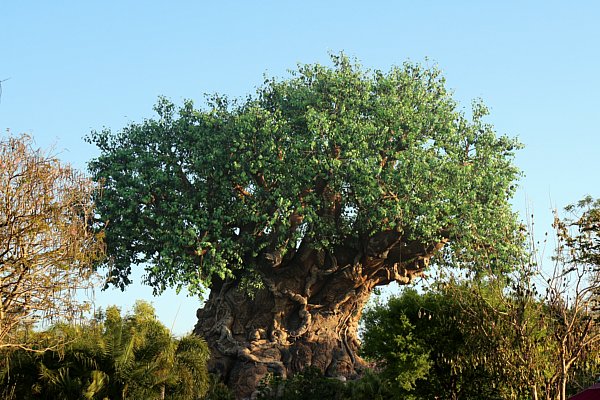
[2,1,599,335]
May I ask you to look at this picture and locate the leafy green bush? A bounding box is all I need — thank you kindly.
[361,287,506,399]
[255,366,429,400]
[255,366,350,400]
[203,374,235,400]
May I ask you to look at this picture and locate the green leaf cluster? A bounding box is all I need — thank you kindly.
[361,286,507,399]
[256,366,349,400]
[255,366,404,400]
[88,54,521,294]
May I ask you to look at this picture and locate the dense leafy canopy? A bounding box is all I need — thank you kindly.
[88,54,521,295]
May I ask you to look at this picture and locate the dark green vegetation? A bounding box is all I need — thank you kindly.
[0,302,211,400]
[254,365,408,400]
[358,199,599,400]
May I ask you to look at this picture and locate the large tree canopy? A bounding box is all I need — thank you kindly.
[88,55,521,295]
[88,55,523,397]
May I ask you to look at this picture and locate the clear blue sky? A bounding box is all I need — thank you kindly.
[2,1,599,335]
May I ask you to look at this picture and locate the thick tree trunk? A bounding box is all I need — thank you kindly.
[194,232,445,399]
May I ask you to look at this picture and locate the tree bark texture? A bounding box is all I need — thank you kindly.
[194,231,446,399]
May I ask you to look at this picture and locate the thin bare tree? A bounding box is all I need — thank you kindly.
[0,134,104,349]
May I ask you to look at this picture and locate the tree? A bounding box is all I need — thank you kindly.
[87,54,522,397]
[0,134,104,349]
[472,200,600,400]
[559,196,599,316]
[0,301,211,399]
[361,269,598,400]
[361,286,509,400]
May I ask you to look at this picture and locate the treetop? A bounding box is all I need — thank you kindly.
[88,54,522,295]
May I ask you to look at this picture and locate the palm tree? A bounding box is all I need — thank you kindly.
[0,301,211,400]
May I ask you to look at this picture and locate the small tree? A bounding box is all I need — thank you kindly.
[548,197,600,399]
[361,285,509,400]
[0,134,104,349]
[360,292,431,396]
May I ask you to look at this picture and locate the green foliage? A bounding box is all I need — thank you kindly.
[360,298,431,392]
[359,197,600,399]
[0,301,210,400]
[87,53,521,295]
[255,367,428,400]
[446,199,600,400]
[361,251,600,400]
[361,286,506,399]
[558,195,600,306]
[203,375,236,400]
[256,367,350,400]
[345,370,401,400]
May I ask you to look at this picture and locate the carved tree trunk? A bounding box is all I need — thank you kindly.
[194,232,446,399]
